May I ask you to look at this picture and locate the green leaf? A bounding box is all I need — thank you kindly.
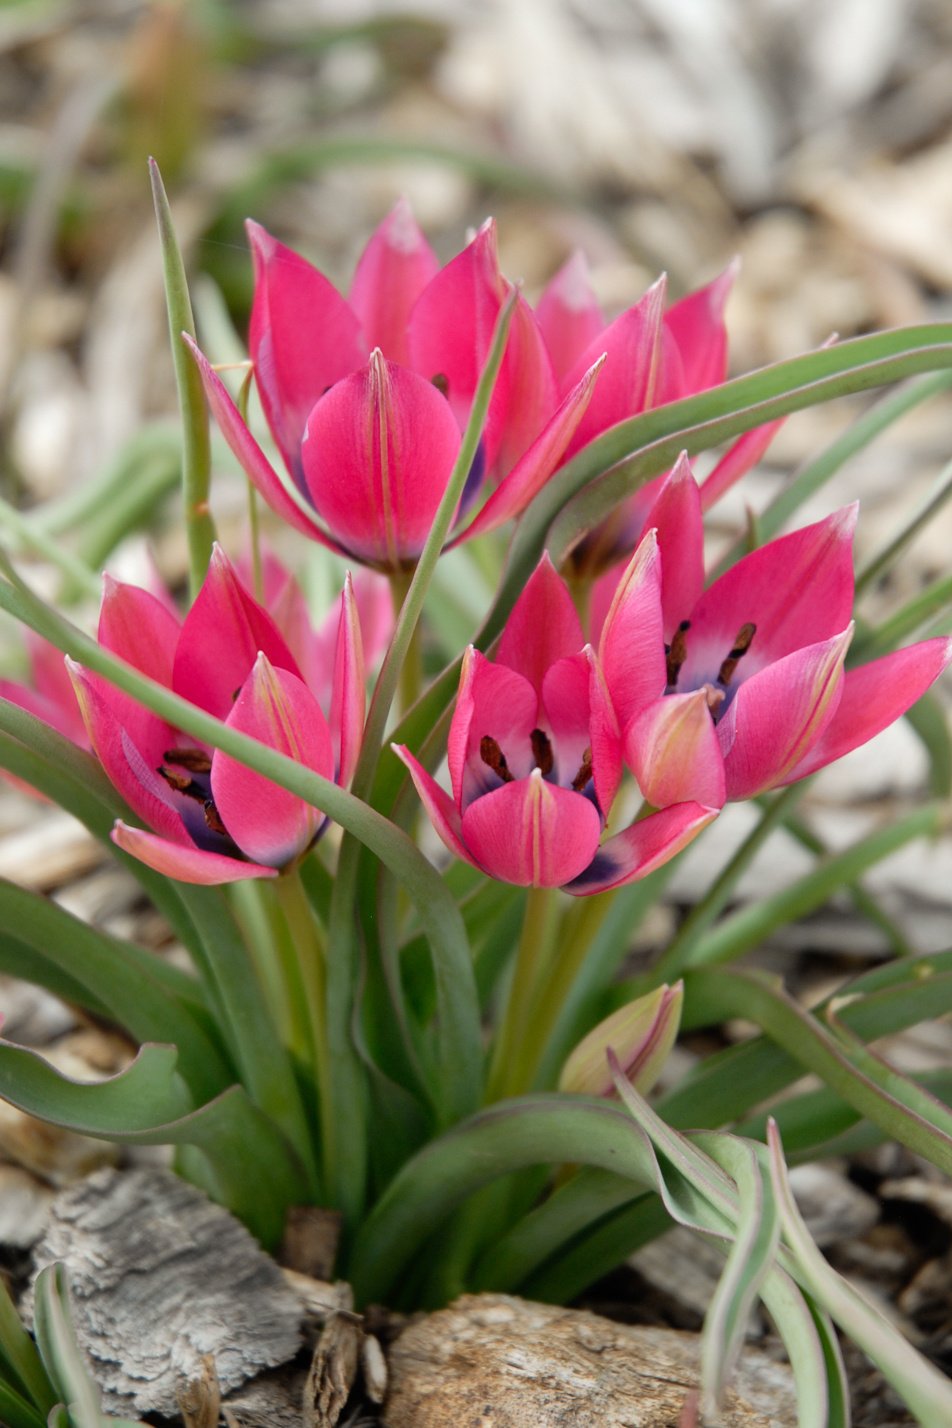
[0,878,230,1102]
[0,1042,306,1246]
[0,1275,54,1418]
[33,1266,103,1428]
[149,158,215,596]
[0,1379,48,1428]
[767,1121,952,1427]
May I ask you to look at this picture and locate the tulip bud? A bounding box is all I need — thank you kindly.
[558,981,683,1099]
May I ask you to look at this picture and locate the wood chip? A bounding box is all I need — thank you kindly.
[383,1293,797,1427]
[304,1301,363,1428]
[25,1167,303,1416]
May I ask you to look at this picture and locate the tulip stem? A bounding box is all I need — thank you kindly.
[486,885,558,1101]
[276,869,332,1194]
[389,566,423,716]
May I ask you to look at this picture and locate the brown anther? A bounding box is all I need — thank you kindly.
[717,622,756,685]
[431,372,450,398]
[480,735,514,783]
[665,620,691,687]
[163,748,212,773]
[530,728,554,777]
[203,800,227,836]
[572,747,594,791]
[158,766,194,794]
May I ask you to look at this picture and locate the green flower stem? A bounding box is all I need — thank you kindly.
[388,566,422,717]
[274,869,332,1188]
[486,886,558,1101]
[149,157,215,597]
[229,879,308,1060]
[856,453,952,597]
[854,571,952,659]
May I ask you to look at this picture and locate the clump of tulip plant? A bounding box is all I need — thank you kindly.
[0,163,951,1426]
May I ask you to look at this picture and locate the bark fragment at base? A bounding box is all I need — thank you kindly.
[383,1294,797,1428]
[25,1167,303,1416]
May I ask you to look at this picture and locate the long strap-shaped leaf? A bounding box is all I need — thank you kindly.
[0,1042,306,1246]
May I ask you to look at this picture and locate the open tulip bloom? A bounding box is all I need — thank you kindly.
[3,188,952,1426]
[68,545,368,883]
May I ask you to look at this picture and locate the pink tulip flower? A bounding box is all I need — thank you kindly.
[0,629,88,751]
[188,205,603,570]
[68,546,367,884]
[538,253,784,576]
[394,554,716,894]
[599,489,952,804]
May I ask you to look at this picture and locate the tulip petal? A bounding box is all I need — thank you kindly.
[536,250,605,386]
[349,199,439,365]
[663,260,738,393]
[301,351,461,567]
[212,656,334,867]
[98,576,180,686]
[642,453,705,636]
[392,743,478,870]
[27,632,87,734]
[453,356,604,544]
[565,802,717,896]
[541,651,594,787]
[247,221,366,473]
[783,637,952,783]
[561,275,667,460]
[0,679,83,747]
[683,506,858,686]
[173,545,302,720]
[497,552,585,697]
[488,293,559,478]
[185,335,345,550]
[461,771,602,887]
[449,650,539,808]
[329,574,366,788]
[585,645,623,817]
[68,663,187,843]
[112,821,277,884]
[598,530,667,731]
[624,691,727,809]
[718,628,852,800]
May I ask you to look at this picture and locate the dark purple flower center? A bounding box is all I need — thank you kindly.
[665,620,757,722]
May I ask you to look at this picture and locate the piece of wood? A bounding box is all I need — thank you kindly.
[25,1166,303,1416]
[383,1294,798,1428]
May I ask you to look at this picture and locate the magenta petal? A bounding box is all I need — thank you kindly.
[598,531,667,732]
[624,692,726,809]
[461,772,602,887]
[699,417,786,512]
[685,506,858,681]
[98,576,180,686]
[642,453,704,636]
[350,570,394,670]
[211,656,334,867]
[392,743,478,870]
[452,651,539,808]
[585,645,623,817]
[301,351,461,567]
[174,545,302,719]
[565,802,717,896]
[408,219,505,432]
[27,632,86,736]
[454,356,604,545]
[185,336,344,549]
[783,637,952,783]
[663,260,738,394]
[247,221,366,470]
[561,275,667,460]
[719,629,852,800]
[112,821,277,884]
[349,199,439,365]
[487,293,558,478]
[536,250,605,386]
[68,663,187,843]
[497,552,584,696]
[329,574,366,788]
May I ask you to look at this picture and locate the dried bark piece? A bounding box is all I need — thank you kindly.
[383,1294,797,1428]
[304,1290,363,1428]
[26,1167,303,1416]
[279,1204,342,1280]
